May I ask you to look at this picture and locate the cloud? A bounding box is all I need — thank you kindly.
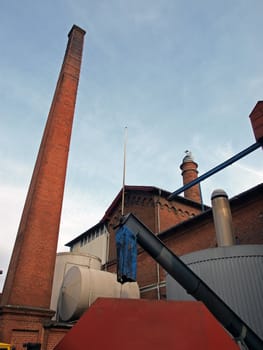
[59,185,107,248]
[0,184,27,291]
[173,135,262,204]
[1,0,263,294]
[0,177,108,292]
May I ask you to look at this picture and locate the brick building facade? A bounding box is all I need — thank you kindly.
[69,182,262,300]
[0,22,262,350]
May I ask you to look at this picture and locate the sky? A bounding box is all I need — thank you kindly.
[0,0,262,290]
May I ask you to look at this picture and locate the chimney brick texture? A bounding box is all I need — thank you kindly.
[1,25,86,309]
[180,158,201,203]
[249,101,263,144]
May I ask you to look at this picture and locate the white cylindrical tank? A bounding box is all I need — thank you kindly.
[58,266,140,322]
[50,252,102,315]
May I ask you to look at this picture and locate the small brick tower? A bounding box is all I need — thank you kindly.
[180,151,201,203]
[0,25,85,346]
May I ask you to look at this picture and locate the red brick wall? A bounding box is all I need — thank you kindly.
[158,196,201,232]
[43,327,71,350]
[107,192,156,263]
[108,188,263,300]
[231,193,263,244]
[106,190,203,267]
[0,307,70,350]
[0,307,54,349]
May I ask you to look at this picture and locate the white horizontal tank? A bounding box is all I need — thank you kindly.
[50,252,102,316]
[58,266,140,322]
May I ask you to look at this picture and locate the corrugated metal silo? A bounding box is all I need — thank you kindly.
[166,245,263,339]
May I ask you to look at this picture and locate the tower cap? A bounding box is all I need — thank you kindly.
[211,189,228,200]
[68,24,86,38]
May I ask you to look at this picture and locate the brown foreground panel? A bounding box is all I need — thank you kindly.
[55,298,239,350]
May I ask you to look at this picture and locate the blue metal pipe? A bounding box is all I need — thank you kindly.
[168,141,261,201]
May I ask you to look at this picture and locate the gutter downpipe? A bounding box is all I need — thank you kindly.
[117,213,263,350]
[104,231,110,271]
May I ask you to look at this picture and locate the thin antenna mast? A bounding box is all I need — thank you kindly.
[121,127,128,215]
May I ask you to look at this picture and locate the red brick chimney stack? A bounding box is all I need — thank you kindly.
[180,151,201,203]
[249,101,263,146]
[1,25,85,310]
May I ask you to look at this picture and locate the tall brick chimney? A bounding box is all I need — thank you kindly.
[0,25,85,344]
[180,151,201,203]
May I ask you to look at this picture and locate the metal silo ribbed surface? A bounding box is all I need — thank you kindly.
[166,245,263,339]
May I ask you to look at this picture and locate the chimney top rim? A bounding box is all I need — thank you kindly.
[68,24,86,38]
[211,189,228,200]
